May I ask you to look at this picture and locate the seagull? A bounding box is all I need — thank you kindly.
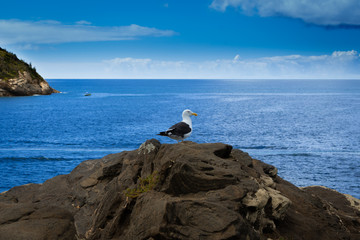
[158,109,198,142]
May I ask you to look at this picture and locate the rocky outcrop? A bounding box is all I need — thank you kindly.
[0,70,59,96]
[0,47,59,96]
[0,140,359,240]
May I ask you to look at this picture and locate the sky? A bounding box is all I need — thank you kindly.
[1,0,360,79]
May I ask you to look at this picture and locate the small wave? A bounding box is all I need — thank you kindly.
[237,93,356,96]
[257,151,322,157]
[256,106,284,113]
[222,97,253,102]
[254,150,360,158]
[88,93,150,98]
[240,145,280,150]
[263,153,321,157]
[0,147,130,152]
[7,139,72,146]
[0,156,72,162]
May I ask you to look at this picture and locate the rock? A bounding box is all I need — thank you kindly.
[265,187,291,220]
[0,140,359,240]
[0,47,59,96]
[0,70,59,97]
[242,188,270,210]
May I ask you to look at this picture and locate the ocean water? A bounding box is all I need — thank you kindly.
[0,79,359,198]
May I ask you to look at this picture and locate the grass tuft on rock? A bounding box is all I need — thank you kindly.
[124,171,159,199]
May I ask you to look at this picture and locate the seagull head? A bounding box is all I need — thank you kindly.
[182,109,198,118]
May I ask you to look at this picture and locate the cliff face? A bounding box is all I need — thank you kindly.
[0,47,59,96]
[0,140,359,240]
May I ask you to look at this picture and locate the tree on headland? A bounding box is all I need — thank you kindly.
[0,47,43,81]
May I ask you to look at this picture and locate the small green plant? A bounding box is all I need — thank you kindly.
[124,171,159,199]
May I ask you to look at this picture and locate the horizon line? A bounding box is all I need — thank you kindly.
[45,78,360,80]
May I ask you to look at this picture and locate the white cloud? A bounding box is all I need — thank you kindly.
[103,57,190,78]
[228,50,360,78]
[210,0,360,26]
[37,50,360,79]
[233,54,240,61]
[75,20,92,25]
[0,19,176,45]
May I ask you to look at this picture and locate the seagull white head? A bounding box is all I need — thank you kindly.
[182,109,198,127]
[182,109,198,118]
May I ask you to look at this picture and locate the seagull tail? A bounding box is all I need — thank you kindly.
[157,131,168,136]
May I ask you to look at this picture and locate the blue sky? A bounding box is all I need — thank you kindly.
[1,0,360,79]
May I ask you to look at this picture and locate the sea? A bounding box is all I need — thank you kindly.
[0,79,359,199]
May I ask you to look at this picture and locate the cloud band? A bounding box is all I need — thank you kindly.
[210,0,360,26]
[0,19,176,45]
[90,50,360,79]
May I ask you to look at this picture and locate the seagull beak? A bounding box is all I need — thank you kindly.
[192,112,198,116]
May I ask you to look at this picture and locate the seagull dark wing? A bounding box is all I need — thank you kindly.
[166,122,191,137]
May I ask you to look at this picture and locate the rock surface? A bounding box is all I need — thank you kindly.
[0,140,359,240]
[0,71,59,96]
